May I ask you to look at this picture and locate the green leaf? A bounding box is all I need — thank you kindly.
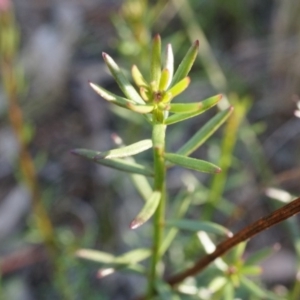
[115,248,151,264]
[171,40,199,86]
[168,102,205,114]
[131,64,148,87]
[240,265,262,276]
[164,94,222,125]
[165,219,232,236]
[240,276,283,300]
[223,282,234,300]
[177,106,234,156]
[77,248,150,265]
[76,249,114,263]
[97,264,145,278]
[156,280,180,300]
[164,153,221,174]
[81,140,152,159]
[208,276,227,293]
[163,43,174,89]
[140,86,151,101]
[150,34,162,91]
[130,191,161,229]
[166,76,190,100]
[71,149,153,176]
[197,231,228,271]
[159,68,170,91]
[89,82,135,108]
[127,103,154,114]
[130,173,153,202]
[244,247,275,266]
[102,52,144,104]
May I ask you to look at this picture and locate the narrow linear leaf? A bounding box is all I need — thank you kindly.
[77,248,150,266]
[115,248,151,264]
[131,64,149,87]
[76,249,114,264]
[127,103,154,114]
[167,77,190,99]
[88,140,152,159]
[165,94,222,125]
[71,149,153,176]
[177,106,234,156]
[163,43,174,88]
[223,282,234,300]
[89,82,134,108]
[97,264,145,278]
[245,247,276,266]
[240,276,283,300]
[168,102,203,114]
[130,191,161,229]
[171,40,199,86]
[197,231,228,271]
[240,265,262,276]
[156,280,179,300]
[159,68,170,91]
[151,34,162,90]
[165,219,232,236]
[209,276,227,293]
[102,52,144,104]
[165,153,221,174]
[130,173,153,202]
[140,86,151,101]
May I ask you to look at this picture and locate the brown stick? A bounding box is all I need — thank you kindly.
[167,196,300,286]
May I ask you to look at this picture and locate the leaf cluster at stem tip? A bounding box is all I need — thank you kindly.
[88,34,226,125]
[72,34,234,229]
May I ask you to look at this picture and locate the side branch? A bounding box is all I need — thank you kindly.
[167,196,300,286]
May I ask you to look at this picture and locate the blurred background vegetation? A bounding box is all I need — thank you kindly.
[0,0,300,299]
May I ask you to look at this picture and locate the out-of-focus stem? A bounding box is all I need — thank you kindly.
[0,4,56,251]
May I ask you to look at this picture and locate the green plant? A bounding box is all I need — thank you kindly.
[72,35,300,299]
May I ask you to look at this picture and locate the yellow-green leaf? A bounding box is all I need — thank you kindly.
[150,34,162,91]
[171,40,199,87]
[165,94,222,125]
[130,191,161,229]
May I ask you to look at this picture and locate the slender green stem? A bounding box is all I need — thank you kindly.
[147,123,167,298]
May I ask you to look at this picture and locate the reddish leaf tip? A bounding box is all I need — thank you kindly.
[130,218,143,230]
[154,33,161,40]
[216,167,222,173]
[70,149,79,156]
[194,40,200,47]
[102,52,107,59]
[229,105,234,112]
